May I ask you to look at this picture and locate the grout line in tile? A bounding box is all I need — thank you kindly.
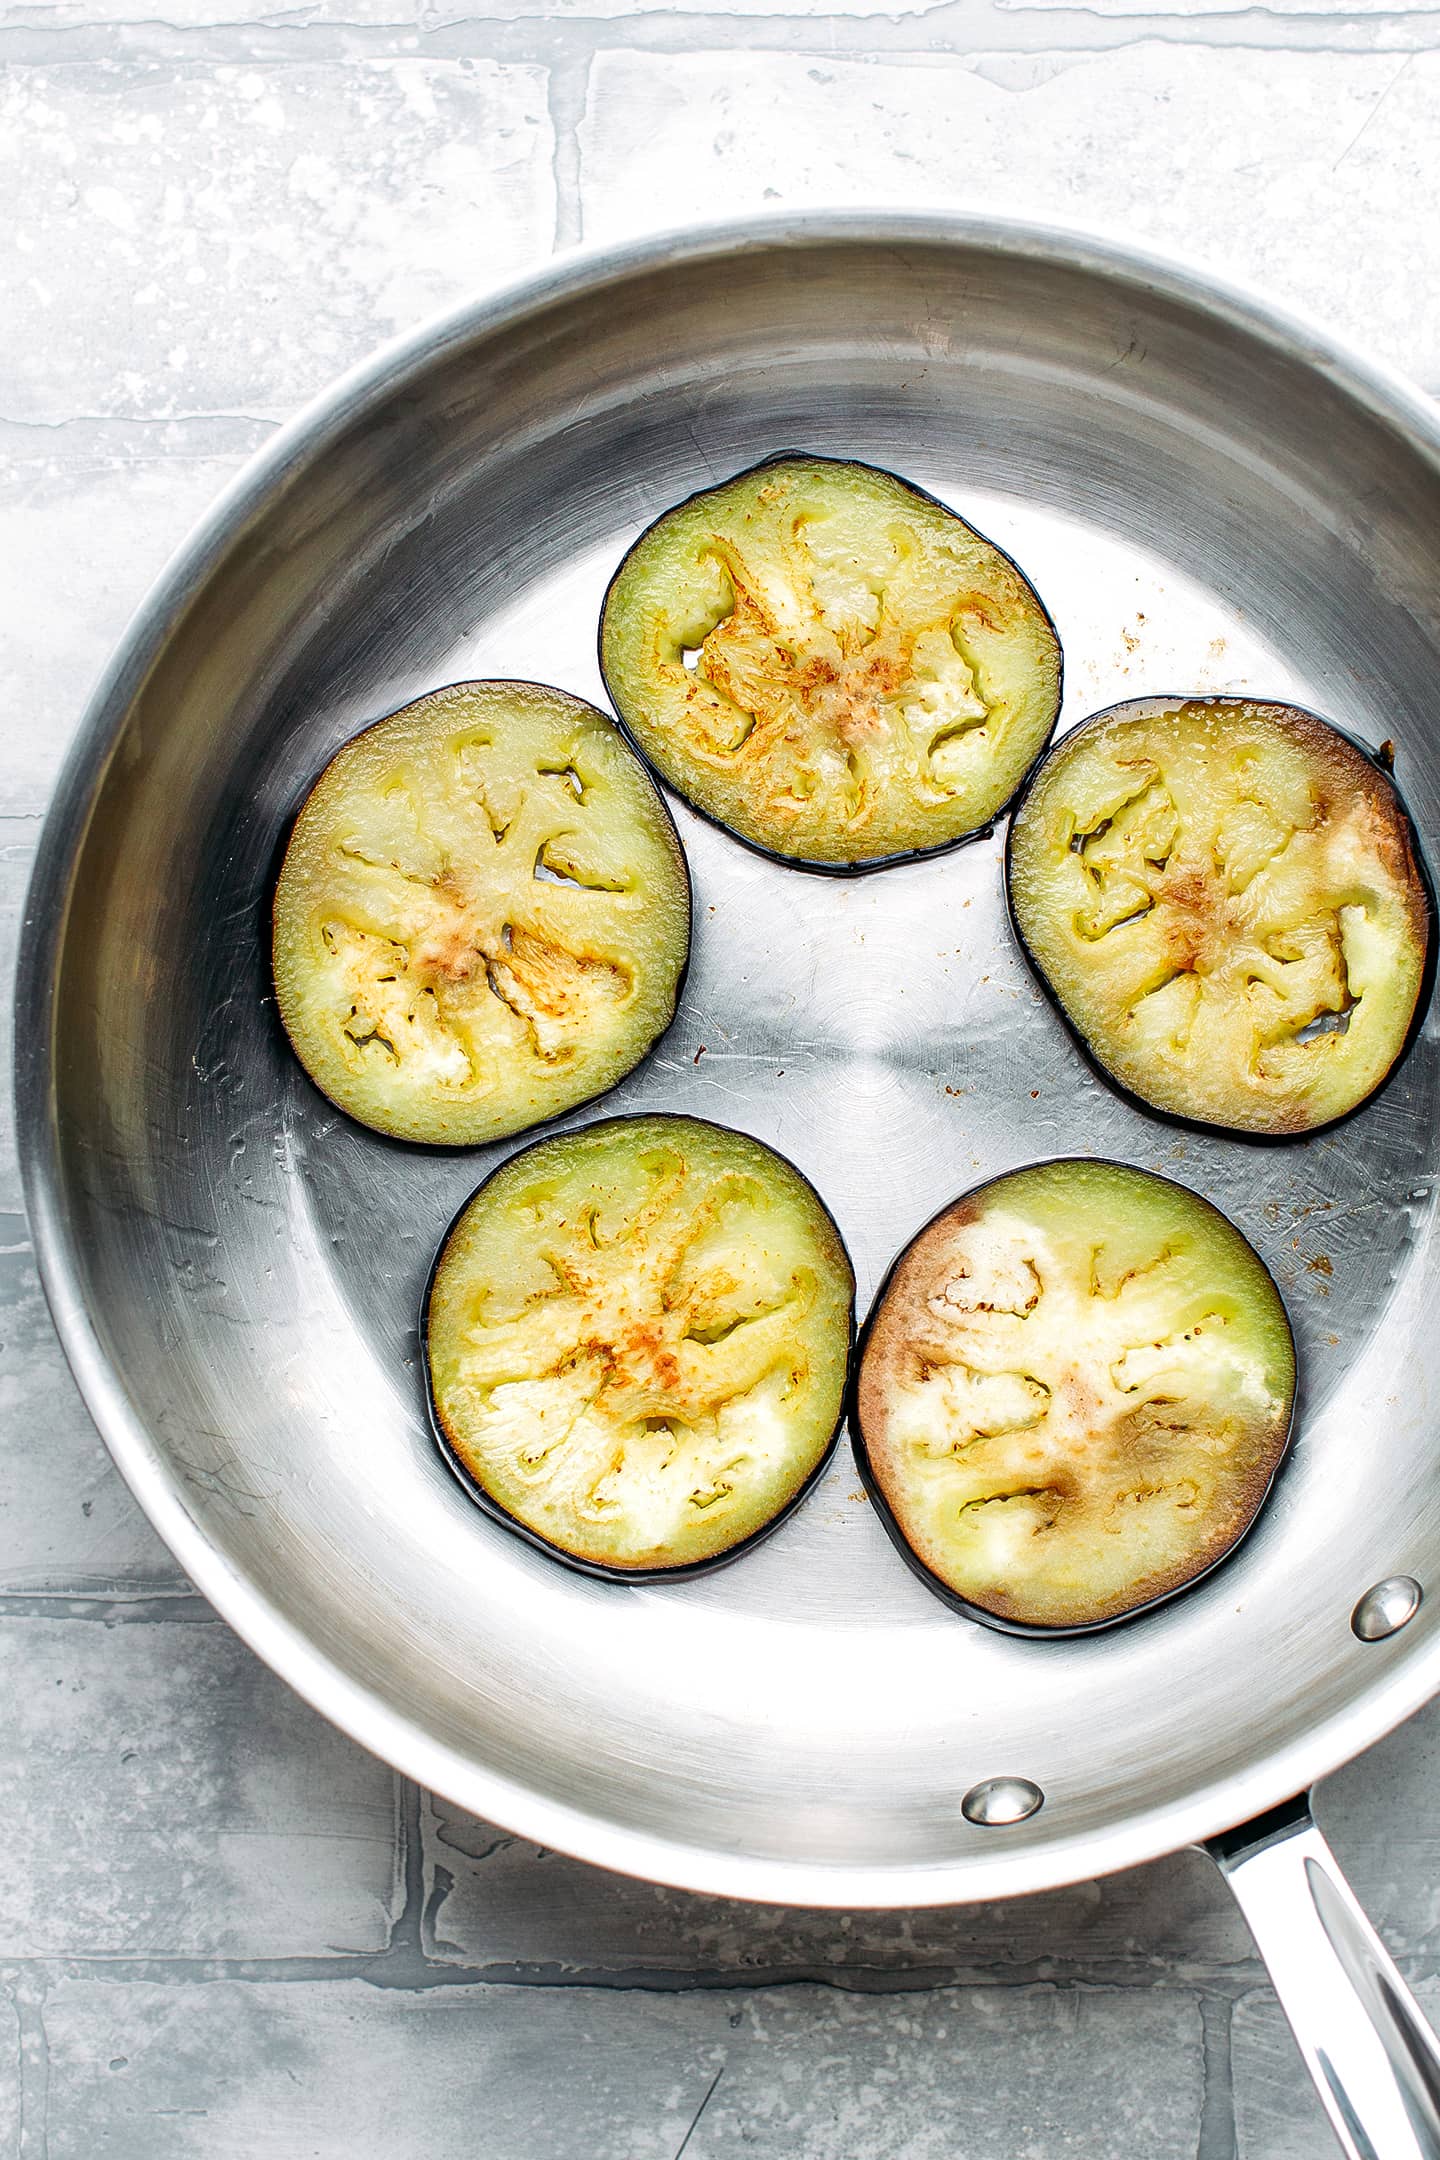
[1196,1991,1239,2160]
[11,1983,47,2160]
[4,9,1440,67]
[0,1951,1281,1995]
[0,1594,214,1622]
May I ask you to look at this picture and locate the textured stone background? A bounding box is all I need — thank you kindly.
[5,1,1440,2150]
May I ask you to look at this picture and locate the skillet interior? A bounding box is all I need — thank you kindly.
[19,217,1440,1904]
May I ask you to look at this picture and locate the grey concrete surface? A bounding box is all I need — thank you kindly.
[39,1981,1208,2158]
[0,1620,400,1957]
[4,0,1440,2151]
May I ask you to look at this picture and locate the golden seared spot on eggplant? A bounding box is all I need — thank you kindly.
[272,681,690,1146]
[856,1160,1295,1630]
[601,455,1061,868]
[1008,698,1431,1135]
[426,1116,854,1572]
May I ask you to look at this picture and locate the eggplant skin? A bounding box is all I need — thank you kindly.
[272,680,691,1146]
[1006,696,1432,1137]
[852,1160,1296,1634]
[424,1114,855,1577]
[599,454,1062,873]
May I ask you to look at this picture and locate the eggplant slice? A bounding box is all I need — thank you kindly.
[1007,696,1431,1136]
[272,681,691,1145]
[854,1160,1296,1633]
[600,455,1062,871]
[426,1115,855,1575]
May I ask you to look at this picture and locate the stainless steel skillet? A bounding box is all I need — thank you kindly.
[16,212,1440,2156]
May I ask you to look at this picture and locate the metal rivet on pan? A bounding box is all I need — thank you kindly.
[1352,1577,1423,1642]
[961,1776,1045,1826]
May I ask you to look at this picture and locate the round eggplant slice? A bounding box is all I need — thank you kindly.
[853,1160,1296,1633]
[272,681,691,1145]
[425,1115,855,1575]
[1007,696,1431,1136]
[599,455,1062,871]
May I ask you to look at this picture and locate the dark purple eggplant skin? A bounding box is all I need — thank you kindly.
[846,1157,1299,1640]
[1002,695,1438,1148]
[597,451,1065,880]
[421,1111,856,1585]
[267,678,695,1154]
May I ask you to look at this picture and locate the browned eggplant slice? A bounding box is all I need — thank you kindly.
[425,1115,855,1576]
[1006,696,1431,1136]
[599,455,1062,872]
[272,680,691,1145]
[853,1160,1296,1633]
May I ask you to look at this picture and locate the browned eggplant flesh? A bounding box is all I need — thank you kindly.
[854,1160,1296,1630]
[601,456,1061,870]
[272,681,691,1145]
[1007,697,1430,1134]
[426,1115,855,1573]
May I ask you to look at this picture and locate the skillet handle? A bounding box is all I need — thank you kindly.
[1208,1793,1440,2159]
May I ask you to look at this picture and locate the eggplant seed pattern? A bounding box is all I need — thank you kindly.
[602,457,1061,868]
[1008,698,1430,1133]
[855,1161,1295,1630]
[273,682,690,1145]
[427,1118,855,1571]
